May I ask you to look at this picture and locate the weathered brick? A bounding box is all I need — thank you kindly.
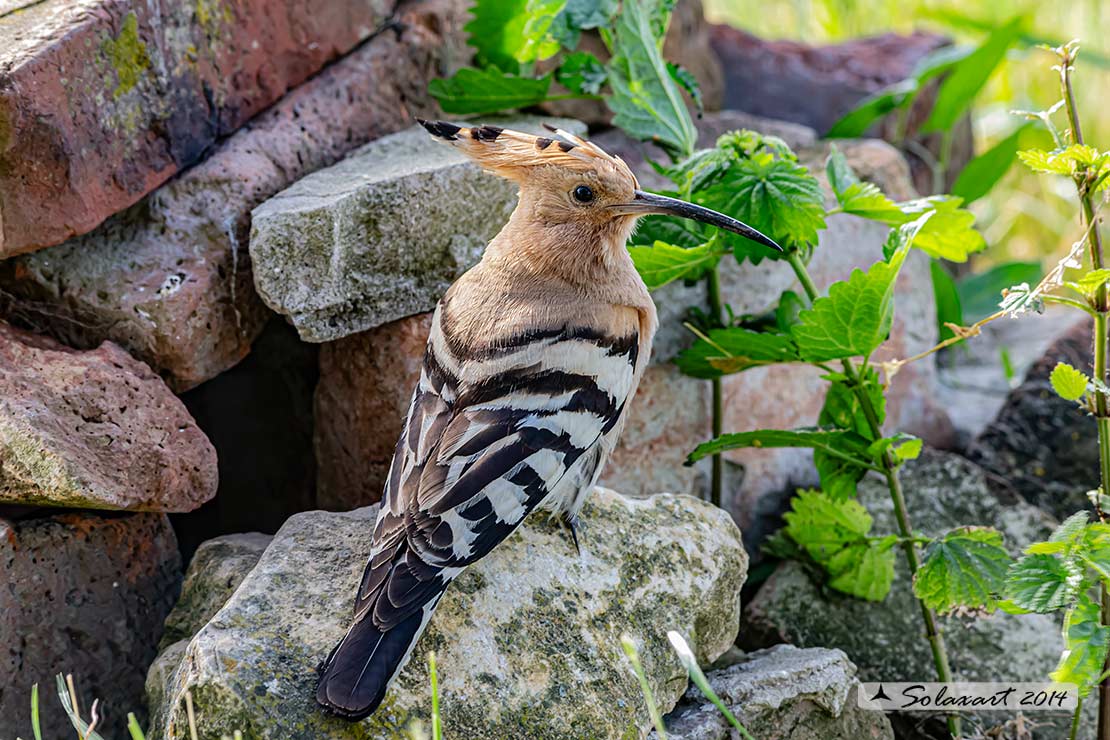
[0,321,217,512]
[0,0,395,256]
[0,0,465,390]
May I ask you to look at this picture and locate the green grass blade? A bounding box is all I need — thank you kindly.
[620,635,667,739]
[31,683,42,740]
[667,632,756,740]
[127,713,146,740]
[428,651,442,740]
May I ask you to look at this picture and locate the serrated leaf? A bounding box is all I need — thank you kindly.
[699,152,825,260]
[687,428,874,467]
[913,527,1011,613]
[1020,144,1110,176]
[662,147,734,192]
[790,216,927,361]
[1075,269,1110,296]
[428,68,553,114]
[921,17,1023,134]
[784,489,872,560]
[1050,362,1090,402]
[780,491,895,601]
[1051,511,1091,545]
[1005,553,1077,613]
[603,0,696,159]
[892,436,923,461]
[675,327,799,379]
[560,0,617,29]
[1082,523,1110,582]
[556,51,607,94]
[628,240,723,289]
[1053,594,1110,696]
[814,448,869,500]
[893,197,986,263]
[632,212,706,248]
[827,542,896,601]
[951,124,1031,204]
[465,0,567,71]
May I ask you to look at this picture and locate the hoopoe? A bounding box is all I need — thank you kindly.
[315,121,781,719]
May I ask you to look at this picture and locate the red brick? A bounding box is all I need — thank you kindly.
[0,0,393,257]
[0,0,465,390]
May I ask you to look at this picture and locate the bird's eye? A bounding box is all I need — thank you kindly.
[572,185,595,203]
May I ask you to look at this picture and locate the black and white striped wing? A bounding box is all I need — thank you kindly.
[355,321,639,625]
[316,316,640,717]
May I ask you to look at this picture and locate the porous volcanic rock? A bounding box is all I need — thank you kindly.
[0,510,181,739]
[0,322,217,512]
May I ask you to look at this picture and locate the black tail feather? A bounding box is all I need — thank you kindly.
[315,610,425,720]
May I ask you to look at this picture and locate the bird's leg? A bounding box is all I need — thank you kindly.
[557,512,585,556]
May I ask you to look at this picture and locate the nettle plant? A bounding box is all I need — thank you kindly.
[922,43,1110,737]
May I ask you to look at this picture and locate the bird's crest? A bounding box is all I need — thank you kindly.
[418,120,639,187]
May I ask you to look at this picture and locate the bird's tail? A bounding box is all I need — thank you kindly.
[315,599,438,720]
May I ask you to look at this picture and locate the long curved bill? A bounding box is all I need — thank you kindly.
[610,190,783,252]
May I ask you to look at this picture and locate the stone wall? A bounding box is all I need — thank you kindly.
[0,0,965,735]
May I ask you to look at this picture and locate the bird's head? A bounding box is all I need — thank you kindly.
[419,120,780,280]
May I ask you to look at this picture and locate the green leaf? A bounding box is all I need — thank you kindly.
[428,68,553,114]
[662,148,734,192]
[819,368,885,439]
[921,17,1023,134]
[951,124,1031,204]
[1050,362,1090,402]
[556,51,607,94]
[698,151,826,260]
[1082,523,1110,582]
[687,428,875,468]
[1051,511,1092,545]
[790,216,927,361]
[774,291,804,334]
[894,197,985,263]
[956,261,1041,321]
[914,527,1011,613]
[667,62,703,115]
[826,148,904,221]
[779,490,896,601]
[826,541,896,601]
[784,489,872,560]
[1005,553,1077,613]
[1019,144,1109,177]
[1053,594,1110,696]
[633,212,706,249]
[1072,268,1110,298]
[931,260,963,342]
[675,327,799,379]
[825,79,917,138]
[603,0,696,159]
[560,0,617,29]
[465,0,567,71]
[628,240,723,290]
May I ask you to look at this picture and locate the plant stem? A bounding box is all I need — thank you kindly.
[933,127,955,195]
[1073,695,1086,740]
[785,250,961,738]
[707,264,725,508]
[1060,44,1110,740]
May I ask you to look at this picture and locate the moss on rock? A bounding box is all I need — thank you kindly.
[147,489,747,738]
